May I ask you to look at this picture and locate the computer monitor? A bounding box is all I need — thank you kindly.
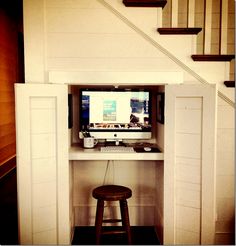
[79,88,152,143]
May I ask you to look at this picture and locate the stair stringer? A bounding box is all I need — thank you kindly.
[103,0,234,104]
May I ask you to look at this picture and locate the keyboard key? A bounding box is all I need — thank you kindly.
[100,146,135,153]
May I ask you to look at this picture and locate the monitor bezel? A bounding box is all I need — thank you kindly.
[79,88,152,140]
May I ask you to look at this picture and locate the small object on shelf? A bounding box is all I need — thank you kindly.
[144,147,152,152]
[81,127,91,138]
[157,92,165,124]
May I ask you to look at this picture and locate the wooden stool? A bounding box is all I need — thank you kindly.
[92,185,132,244]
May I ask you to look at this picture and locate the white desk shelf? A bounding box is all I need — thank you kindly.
[69,145,164,161]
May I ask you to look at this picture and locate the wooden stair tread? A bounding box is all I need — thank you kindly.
[157,27,202,35]
[123,0,167,8]
[224,81,235,87]
[191,54,235,61]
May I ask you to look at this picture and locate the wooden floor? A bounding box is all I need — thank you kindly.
[0,169,160,245]
[72,226,160,245]
[0,168,18,245]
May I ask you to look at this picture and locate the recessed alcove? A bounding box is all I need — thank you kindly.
[68,83,165,243]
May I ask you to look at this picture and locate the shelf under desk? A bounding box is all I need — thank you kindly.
[69,145,164,161]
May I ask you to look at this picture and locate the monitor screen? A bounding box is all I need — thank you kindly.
[79,89,152,141]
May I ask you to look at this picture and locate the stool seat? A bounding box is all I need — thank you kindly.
[92,185,132,201]
[92,185,132,244]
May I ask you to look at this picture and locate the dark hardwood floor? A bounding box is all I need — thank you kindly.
[72,226,160,245]
[0,168,18,245]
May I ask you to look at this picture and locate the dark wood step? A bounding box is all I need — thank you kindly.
[191,54,235,61]
[123,0,167,8]
[157,27,202,35]
[224,81,235,87]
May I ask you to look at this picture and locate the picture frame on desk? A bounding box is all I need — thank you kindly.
[156,92,165,124]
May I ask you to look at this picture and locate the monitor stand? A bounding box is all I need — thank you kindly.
[105,139,125,146]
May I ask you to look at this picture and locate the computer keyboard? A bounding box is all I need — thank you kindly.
[100,146,135,153]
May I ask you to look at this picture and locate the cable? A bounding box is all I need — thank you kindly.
[103,160,110,185]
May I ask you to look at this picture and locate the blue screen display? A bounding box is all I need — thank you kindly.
[80,90,151,132]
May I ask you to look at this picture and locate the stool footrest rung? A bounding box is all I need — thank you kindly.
[102,230,126,235]
[102,219,122,223]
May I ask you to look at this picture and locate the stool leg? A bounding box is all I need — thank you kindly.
[120,199,132,244]
[95,199,104,244]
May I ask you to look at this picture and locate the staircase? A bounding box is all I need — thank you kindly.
[123,0,235,90]
[96,1,235,245]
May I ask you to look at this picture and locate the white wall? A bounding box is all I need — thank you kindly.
[24,0,184,85]
[72,160,157,226]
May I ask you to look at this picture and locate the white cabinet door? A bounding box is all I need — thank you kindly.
[164,84,217,244]
[15,83,70,244]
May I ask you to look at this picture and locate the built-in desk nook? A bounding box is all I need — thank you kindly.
[15,81,217,245]
[69,145,164,243]
[69,85,165,243]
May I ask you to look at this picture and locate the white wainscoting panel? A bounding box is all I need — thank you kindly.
[164,84,217,245]
[15,83,69,244]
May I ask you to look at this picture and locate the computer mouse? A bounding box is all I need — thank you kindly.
[144,147,152,152]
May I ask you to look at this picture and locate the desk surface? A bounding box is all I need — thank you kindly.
[69,145,164,161]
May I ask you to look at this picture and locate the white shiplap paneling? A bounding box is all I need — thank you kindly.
[164,85,217,244]
[15,84,69,244]
[174,96,202,244]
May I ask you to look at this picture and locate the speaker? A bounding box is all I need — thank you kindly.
[68,94,73,129]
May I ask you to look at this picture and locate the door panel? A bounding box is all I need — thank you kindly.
[164,85,217,244]
[15,83,69,244]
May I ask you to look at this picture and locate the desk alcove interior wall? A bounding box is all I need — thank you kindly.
[68,84,165,242]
